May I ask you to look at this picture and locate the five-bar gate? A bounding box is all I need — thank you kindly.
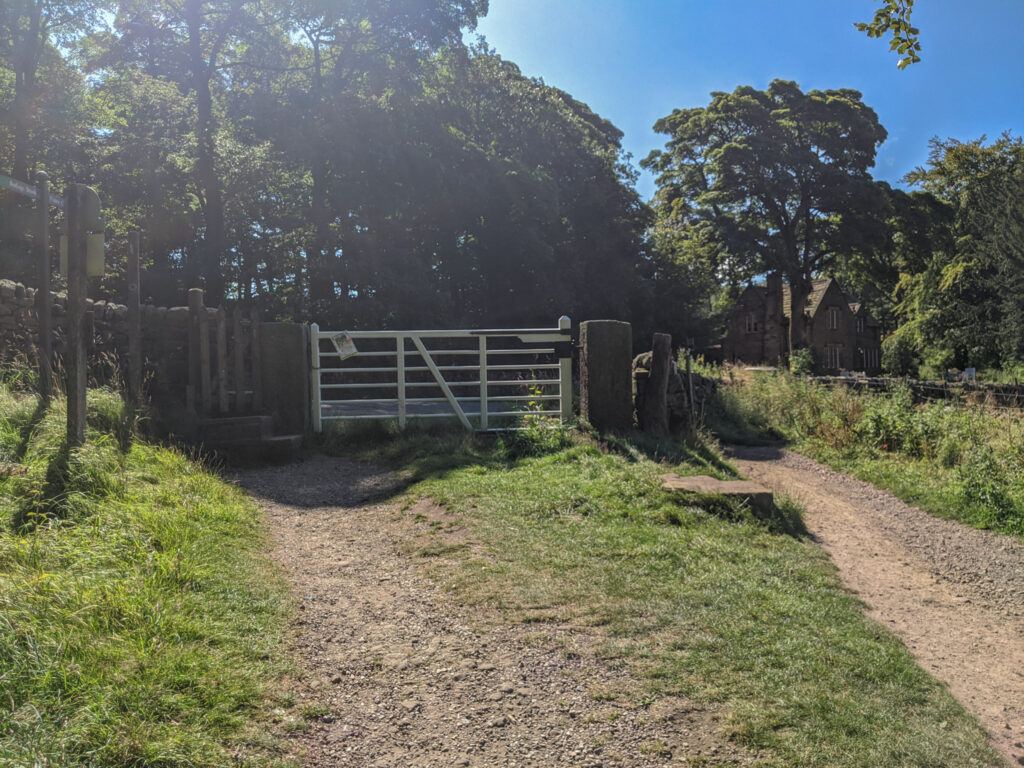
[310,317,573,432]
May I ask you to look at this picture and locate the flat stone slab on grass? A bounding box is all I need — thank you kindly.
[660,473,774,511]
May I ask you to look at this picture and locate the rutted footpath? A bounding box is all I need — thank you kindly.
[729,445,1024,767]
[237,455,752,768]
[235,432,1002,768]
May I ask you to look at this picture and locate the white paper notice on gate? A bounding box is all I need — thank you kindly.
[331,332,358,360]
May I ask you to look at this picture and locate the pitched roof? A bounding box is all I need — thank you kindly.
[782,278,832,319]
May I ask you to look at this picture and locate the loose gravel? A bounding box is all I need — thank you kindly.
[728,445,1024,767]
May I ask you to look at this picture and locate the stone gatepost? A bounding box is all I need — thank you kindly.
[259,322,311,435]
[579,320,633,432]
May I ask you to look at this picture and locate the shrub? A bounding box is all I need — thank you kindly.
[957,445,1024,532]
[789,347,815,376]
[881,329,919,376]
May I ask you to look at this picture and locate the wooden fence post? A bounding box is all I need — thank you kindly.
[127,231,142,403]
[686,348,695,415]
[250,307,263,411]
[34,171,52,401]
[216,306,228,413]
[558,315,573,424]
[187,288,203,413]
[232,307,247,411]
[310,322,321,433]
[65,184,94,448]
[199,305,212,414]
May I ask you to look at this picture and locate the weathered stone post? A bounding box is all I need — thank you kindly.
[259,322,311,435]
[639,332,672,435]
[579,320,633,432]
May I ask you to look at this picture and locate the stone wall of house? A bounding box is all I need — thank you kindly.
[724,277,787,366]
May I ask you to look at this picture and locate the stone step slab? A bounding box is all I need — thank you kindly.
[660,473,774,511]
[200,415,273,442]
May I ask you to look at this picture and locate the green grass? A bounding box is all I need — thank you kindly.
[712,372,1024,537]
[0,383,294,767]
[324,421,1001,768]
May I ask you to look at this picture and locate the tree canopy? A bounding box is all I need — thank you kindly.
[883,134,1024,373]
[0,0,658,337]
[643,79,890,352]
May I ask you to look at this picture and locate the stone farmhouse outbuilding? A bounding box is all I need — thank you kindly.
[724,275,882,374]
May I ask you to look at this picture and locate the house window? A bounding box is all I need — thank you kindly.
[827,307,840,330]
[856,317,865,334]
[825,345,841,370]
[745,313,759,333]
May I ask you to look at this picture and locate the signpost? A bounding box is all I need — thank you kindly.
[34,172,53,399]
[64,184,103,448]
[0,173,65,211]
[1,173,104,445]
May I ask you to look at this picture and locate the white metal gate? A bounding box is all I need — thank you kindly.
[309,317,573,432]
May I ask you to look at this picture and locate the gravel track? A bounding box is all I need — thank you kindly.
[235,455,754,768]
[728,445,1024,767]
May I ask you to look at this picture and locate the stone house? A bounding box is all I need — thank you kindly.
[724,275,882,374]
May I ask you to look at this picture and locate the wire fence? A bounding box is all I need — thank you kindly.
[811,376,1024,412]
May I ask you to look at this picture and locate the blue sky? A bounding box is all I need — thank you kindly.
[472,0,1024,201]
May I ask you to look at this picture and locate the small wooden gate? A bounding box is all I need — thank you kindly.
[187,288,263,416]
[309,317,573,432]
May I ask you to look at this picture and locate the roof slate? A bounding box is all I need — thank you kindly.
[781,278,832,319]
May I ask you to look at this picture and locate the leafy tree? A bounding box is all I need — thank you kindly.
[856,0,921,69]
[833,183,953,333]
[3,0,654,341]
[92,0,265,302]
[261,0,488,308]
[891,134,1024,370]
[0,0,108,181]
[643,79,889,355]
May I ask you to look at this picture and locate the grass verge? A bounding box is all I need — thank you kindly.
[322,420,1001,768]
[0,383,294,767]
[711,372,1024,537]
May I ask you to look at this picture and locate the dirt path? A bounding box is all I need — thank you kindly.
[235,455,754,768]
[728,445,1024,767]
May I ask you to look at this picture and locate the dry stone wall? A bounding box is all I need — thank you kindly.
[0,277,191,406]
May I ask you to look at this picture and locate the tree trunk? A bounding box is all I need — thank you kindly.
[11,4,43,182]
[306,39,335,309]
[788,278,810,358]
[186,0,226,303]
[308,152,332,305]
[12,75,31,182]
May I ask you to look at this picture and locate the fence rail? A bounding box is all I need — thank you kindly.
[310,318,573,432]
[812,375,1024,411]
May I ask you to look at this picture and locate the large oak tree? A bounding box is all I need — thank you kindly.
[643,79,889,354]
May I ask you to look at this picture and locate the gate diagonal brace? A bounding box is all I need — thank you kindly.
[411,336,474,431]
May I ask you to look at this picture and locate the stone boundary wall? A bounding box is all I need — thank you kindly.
[0,277,192,407]
[1,278,311,437]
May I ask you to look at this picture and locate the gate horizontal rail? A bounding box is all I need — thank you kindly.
[310,317,573,432]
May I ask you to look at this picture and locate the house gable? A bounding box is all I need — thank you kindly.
[726,274,883,373]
